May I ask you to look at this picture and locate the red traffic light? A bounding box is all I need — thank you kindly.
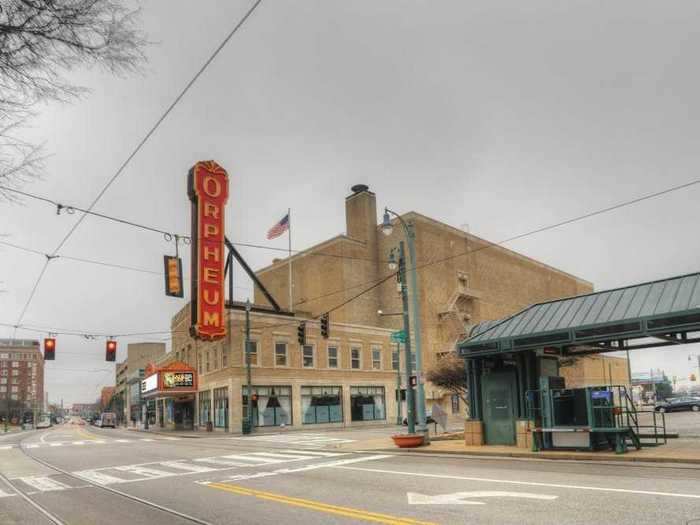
[44,338,56,360]
[105,340,117,362]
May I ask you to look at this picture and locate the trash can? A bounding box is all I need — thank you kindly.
[206,421,213,432]
[242,419,252,435]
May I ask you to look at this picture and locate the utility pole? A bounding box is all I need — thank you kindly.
[398,241,416,435]
[244,299,253,434]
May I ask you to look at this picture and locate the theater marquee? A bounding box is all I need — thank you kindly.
[188,160,229,340]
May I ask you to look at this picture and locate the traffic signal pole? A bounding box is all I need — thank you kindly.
[244,300,253,434]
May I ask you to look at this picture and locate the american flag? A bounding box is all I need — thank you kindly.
[266,213,290,240]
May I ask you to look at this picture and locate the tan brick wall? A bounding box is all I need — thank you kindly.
[171,306,399,432]
[253,187,594,411]
[560,354,630,389]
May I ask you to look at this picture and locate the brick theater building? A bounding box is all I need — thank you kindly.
[254,185,620,423]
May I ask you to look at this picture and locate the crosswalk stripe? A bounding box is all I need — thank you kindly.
[73,441,85,445]
[159,437,180,441]
[0,445,14,450]
[194,457,257,467]
[24,444,39,449]
[18,476,70,492]
[140,438,155,442]
[74,470,127,485]
[221,454,293,464]
[249,452,313,460]
[279,449,347,457]
[49,443,63,447]
[113,465,173,479]
[0,488,16,498]
[159,461,218,473]
[114,439,131,443]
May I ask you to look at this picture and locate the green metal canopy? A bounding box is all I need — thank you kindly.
[459,271,700,357]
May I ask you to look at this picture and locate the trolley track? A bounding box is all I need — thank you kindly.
[1,430,214,525]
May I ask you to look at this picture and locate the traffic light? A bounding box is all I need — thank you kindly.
[297,321,306,346]
[106,340,117,362]
[43,338,56,361]
[320,313,329,339]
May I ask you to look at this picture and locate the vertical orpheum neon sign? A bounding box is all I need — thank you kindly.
[188,161,229,340]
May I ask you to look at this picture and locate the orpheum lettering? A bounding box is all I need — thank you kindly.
[188,161,229,340]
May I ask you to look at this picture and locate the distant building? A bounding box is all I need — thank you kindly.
[0,339,45,420]
[111,342,165,426]
[100,386,115,411]
[71,403,99,417]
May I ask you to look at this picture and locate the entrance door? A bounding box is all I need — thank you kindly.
[482,370,517,445]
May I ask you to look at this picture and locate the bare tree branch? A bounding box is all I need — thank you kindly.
[425,352,469,406]
[0,0,147,194]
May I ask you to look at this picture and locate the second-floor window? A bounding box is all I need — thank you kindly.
[372,348,382,370]
[327,347,338,368]
[392,351,399,371]
[303,345,314,368]
[275,343,288,366]
[351,347,361,369]
[245,341,258,366]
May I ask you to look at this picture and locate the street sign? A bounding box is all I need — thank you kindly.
[391,330,406,343]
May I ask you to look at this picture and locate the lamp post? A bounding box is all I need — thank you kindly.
[388,244,416,435]
[382,208,428,440]
[243,299,253,434]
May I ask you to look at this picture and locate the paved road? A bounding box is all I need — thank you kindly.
[1,424,699,525]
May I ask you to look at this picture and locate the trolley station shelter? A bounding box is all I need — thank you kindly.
[140,361,197,431]
[458,271,700,452]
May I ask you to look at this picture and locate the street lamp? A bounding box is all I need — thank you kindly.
[382,207,428,440]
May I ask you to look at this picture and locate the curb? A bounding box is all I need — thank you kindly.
[372,447,700,466]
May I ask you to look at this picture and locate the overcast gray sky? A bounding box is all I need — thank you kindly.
[2,0,700,405]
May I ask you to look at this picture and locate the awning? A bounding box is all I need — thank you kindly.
[459,271,700,357]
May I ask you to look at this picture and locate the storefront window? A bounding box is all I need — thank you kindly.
[303,345,314,368]
[302,386,342,424]
[243,386,291,427]
[199,391,211,425]
[214,387,228,429]
[327,347,338,368]
[351,386,385,421]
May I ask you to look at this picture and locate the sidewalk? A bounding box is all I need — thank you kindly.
[125,426,215,439]
[340,435,700,465]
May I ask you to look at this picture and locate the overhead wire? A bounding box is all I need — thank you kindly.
[7,175,700,343]
[0,185,388,264]
[9,0,266,334]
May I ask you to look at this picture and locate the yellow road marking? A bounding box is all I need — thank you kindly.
[76,428,98,441]
[207,483,436,525]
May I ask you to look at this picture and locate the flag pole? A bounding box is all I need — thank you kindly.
[288,208,293,312]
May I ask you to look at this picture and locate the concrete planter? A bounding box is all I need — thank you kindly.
[391,434,425,448]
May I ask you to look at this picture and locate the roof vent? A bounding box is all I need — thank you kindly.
[351,184,369,194]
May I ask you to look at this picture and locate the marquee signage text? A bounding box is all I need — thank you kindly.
[188,160,229,340]
[162,371,194,389]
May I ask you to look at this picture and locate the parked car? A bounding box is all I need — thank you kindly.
[655,396,700,413]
